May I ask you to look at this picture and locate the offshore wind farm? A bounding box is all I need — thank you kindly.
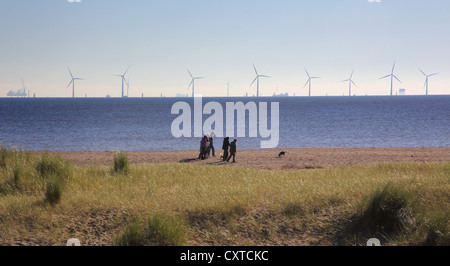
[3,61,445,99]
[0,0,449,250]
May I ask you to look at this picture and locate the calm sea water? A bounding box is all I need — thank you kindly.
[0,96,449,151]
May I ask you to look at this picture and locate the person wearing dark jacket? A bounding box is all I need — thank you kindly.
[227,139,237,163]
[208,136,215,157]
[222,137,230,161]
[200,136,208,160]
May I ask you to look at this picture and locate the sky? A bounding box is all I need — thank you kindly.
[0,0,449,97]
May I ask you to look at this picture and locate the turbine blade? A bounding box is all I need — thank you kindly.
[66,80,73,88]
[68,68,73,78]
[187,69,193,78]
[123,65,131,76]
[342,79,350,82]
[259,75,270,78]
[305,68,310,77]
[351,80,357,87]
[250,76,258,87]
[253,64,259,75]
[303,79,310,88]
[379,75,390,79]
[391,61,396,74]
[429,73,439,77]
[187,79,194,89]
[418,68,427,76]
[393,75,402,83]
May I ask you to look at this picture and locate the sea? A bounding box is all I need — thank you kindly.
[0,96,449,151]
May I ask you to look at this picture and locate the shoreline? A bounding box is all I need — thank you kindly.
[35,147,450,169]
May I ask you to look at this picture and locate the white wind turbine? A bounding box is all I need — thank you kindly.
[380,62,402,96]
[419,69,438,96]
[187,69,204,97]
[342,71,357,96]
[66,68,83,98]
[250,64,270,97]
[114,66,130,98]
[304,68,320,96]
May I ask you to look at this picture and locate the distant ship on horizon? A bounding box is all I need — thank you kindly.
[7,88,28,97]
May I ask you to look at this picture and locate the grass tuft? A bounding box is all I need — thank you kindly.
[339,182,417,245]
[113,152,129,175]
[114,213,187,246]
[13,163,25,190]
[0,146,8,169]
[36,152,71,179]
[45,177,63,205]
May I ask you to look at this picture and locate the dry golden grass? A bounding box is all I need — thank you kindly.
[0,148,448,246]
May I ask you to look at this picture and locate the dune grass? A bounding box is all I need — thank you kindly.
[0,147,448,246]
[113,212,187,246]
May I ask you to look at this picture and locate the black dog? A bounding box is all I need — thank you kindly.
[278,151,287,157]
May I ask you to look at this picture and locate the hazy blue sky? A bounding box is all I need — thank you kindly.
[1,0,449,97]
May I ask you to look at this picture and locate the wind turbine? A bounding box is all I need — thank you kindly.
[114,66,130,98]
[304,68,320,96]
[66,68,83,98]
[226,81,231,97]
[342,71,357,96]
[250,64,270,97]
[187,69,204,97]
[419,69,438,96]
[380,62,402,96]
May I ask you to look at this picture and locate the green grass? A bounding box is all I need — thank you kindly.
[36,152,71,179]
[359,183,414,234]
[114,213,187,246]
[113,152,129,175]
[44,177,63,205]
[0,147,448,246]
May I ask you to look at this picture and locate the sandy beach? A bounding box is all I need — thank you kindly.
[47,147,450,169]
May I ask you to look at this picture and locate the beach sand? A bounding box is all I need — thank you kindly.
[47,147,450,169]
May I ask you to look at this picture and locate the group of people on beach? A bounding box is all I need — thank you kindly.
[198,134,237,163]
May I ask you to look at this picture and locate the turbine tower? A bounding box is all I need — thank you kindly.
[226,81,230,97]
[419,69,438,96]
[380,62,402,96]
[342,71,357,96]
[304,68,320,97]
[250,64,269,97]
[125,77,130,97]
[187,69,204,97]
[114,66,130,98]
[66,68,83,98]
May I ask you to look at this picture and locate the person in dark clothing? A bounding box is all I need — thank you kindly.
[208,136,215,157]
[200,136,208,160]
[222,137,230,161]
[198,139,203,159]
[227,139,237,163]
[205,135,210,159]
